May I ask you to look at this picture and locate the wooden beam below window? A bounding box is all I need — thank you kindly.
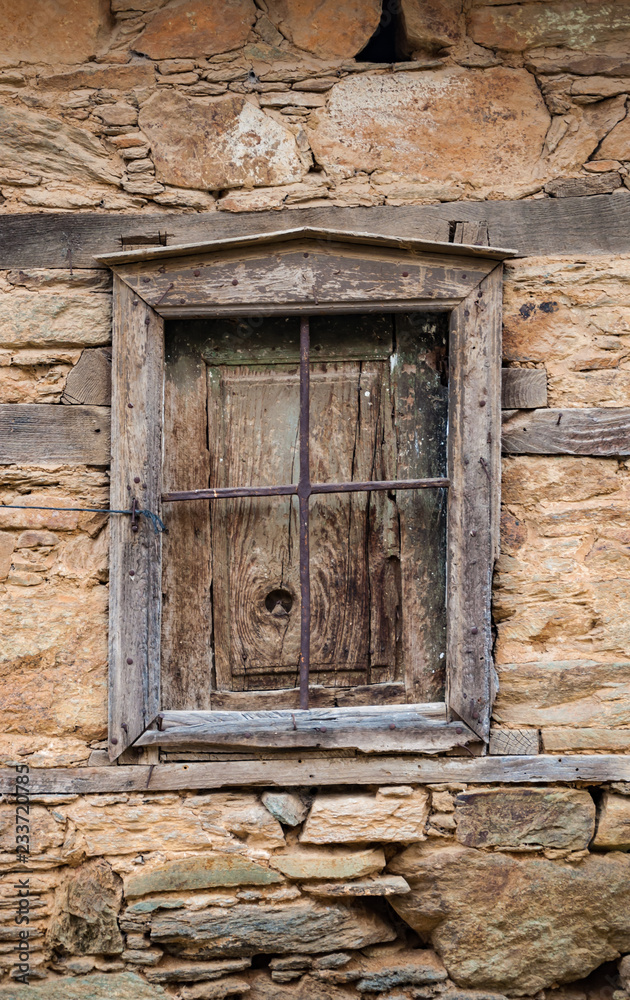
[0,754,628,794]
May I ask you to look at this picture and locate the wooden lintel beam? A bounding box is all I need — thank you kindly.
[1,193,629,269]
[0,755,628,794]
[3,403,630,466]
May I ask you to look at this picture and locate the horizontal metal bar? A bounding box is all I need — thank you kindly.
[162,478,449,503]
[311,478,449,494]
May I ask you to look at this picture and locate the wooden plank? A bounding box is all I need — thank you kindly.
[138,705,469,753]
[0,403,110,465]
[115,243,494,317]
[451,220,489,246]
[161,323,213,710]
[210,682,407,710]
[446,266,502,741]
[61,347,112,406]
[489,728,540,755]
[501,368,547,409]
[4,405,624,467]
[108,277,163,760]
[502,407,630,455]
[393,314,448,702]
[3,194,630,267]
[2,755,630,794]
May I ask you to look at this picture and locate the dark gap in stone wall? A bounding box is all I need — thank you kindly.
[356,0,410,62]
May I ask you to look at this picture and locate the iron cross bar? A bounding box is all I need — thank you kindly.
[161,316,450,709]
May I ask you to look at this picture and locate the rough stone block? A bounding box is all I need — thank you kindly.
[125,854,283,897]
[145,957,252,984]
[134,0,256,58]
[355,948,448,992]
[301,875,411,897]
[307,68,549,200]
[455,787,596,850]
[266,0,381,59]
[0,803,65,854]
[0,291,111,348]
[399,0,462,53]
[180,981,251,1000]
[0,0,112,67]
[621,955,630,991]
[0,531,13,580]
[0,582,108,740]
[63,793,285,856]
[48,859,123,955]
[0,973,168,999]
[593,792,630,850]
[139,91,304,191]
[150,898,396,957]
[389,845,630,994]
[597,114,630,161]
[542,728,630,753]
[270,846,386,879]
[300,788,429,843]
[0,105,121,186]
[262,791,309,826]
[468,1,630,53]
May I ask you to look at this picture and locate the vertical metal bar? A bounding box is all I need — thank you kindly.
[298,315,311,710]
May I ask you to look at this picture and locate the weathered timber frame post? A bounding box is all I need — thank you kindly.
[98,226,515,761]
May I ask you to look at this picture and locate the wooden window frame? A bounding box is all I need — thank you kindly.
[98,227,514,761]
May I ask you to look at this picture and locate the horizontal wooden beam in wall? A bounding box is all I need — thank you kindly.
[502,407,630,455]
[501,368,547,410]
[2,193,630,269]
[1,404,628,466]
[1,754,629,794]
[0,404,111,465]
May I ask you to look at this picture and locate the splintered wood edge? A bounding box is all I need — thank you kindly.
[94,226,517,266]
[1,755,629,793]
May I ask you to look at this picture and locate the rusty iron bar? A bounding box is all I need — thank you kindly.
[162,478,449,503]
[298,315,311,710]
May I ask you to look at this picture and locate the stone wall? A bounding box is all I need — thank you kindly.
[1,0,630,996]
[0,783,629,997]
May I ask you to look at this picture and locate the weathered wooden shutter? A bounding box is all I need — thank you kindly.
[161,312,449,711]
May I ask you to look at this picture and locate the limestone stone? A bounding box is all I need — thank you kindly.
[122,947,164,964]
[455,788,596,851]
[146,957,252,983]
[468,1,630,53]
[621,956,630,991]
[126,855,283,896]
[0,290,111,348]
[389,845,630,994]
[0,803,64,854]
[592,793,630,850]
[300,789,429,843]
[399,0,462,53]
[545,174,622,198]
[356,949,448,992]
[262,791,309,826]
[0,582,108,740]
[0,532,13,581]
[180,981,250,1000]
[139,90,304,190]
[301,875,411,897]
[307,68,549,200]
[597,115,630,161]
[0,106,121,186]
[39,64,155,91]
[48,859,123,955]
[134,0,256,59]
[150,898,396,956]
[0,973,168,999]
[63,792,284,856]
[541,728,630,753]
[266,0,381,59]
[270,847,386,879]
[248,973,355,1000]
[0,0,112,67]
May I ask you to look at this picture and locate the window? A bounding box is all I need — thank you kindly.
[100,227,510,760]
